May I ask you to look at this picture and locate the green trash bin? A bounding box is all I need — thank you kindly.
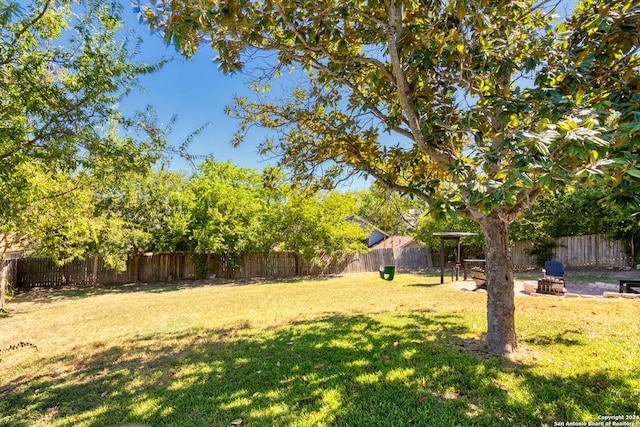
[379,265,396,281]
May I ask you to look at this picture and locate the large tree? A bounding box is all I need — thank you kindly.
[138,0,639,354]
[0,0,161,188]
[0,0,164,308]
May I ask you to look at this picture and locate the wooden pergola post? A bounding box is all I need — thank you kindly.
[433,232,477,284]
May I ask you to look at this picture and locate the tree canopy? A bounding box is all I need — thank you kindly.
[1,0,165,245]
[0,0,166,307]
[187,159,272,269]
[137,0,639,354]
[185,160,371,277]
[274,189,369,274]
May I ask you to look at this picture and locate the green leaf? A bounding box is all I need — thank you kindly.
[627,168,640,179]
[619,122,640,135]
[504,191,517,204]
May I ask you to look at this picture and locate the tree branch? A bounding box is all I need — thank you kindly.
[383,0,457,167]
[0,0,53,66]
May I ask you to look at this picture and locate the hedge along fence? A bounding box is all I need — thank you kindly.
[10,234,629,289]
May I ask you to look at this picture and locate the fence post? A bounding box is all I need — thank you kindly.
[1,260,9,311]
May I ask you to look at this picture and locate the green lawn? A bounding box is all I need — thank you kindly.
[1,273,639,426]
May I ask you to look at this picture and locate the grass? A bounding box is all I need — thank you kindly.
[1,273,639,426]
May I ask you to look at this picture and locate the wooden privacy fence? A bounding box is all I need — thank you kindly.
[13,248,436,288]
[16,257,129,288]
[15,254,194,288]
[234,248,434,278]
[510,241,536,270]
[11,234,629,288]
[511,234,628,269]
[554,235,627,268]
[339,248,434,274]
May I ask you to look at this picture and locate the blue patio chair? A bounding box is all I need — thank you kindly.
[543,260,566,283]
[539,260,566,295]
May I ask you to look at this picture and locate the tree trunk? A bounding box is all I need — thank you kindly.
[294,253,301,276]
[0,258,7,312]
[480,212,518,355]
[92,256,99,285]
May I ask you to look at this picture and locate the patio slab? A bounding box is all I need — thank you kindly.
[452,279,617,298]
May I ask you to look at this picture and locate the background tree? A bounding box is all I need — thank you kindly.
[186,159,273,277]
[0,0,162,189]
[273,190,369,274]
[0,0,165,308]
[352,183,423,237]
[94,167,189,281]
[413,215,485,260]
[19,166,98,266]
[0,163,100,297]
[509,189,579,267]
[511,185,640,266]
[138,0,639,354]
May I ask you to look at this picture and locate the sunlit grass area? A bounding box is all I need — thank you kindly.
[1,273,639,426]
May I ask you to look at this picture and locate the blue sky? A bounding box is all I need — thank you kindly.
[118,4,274,174]
[117,5,374,190]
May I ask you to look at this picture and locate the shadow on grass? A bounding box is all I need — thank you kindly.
[406,282,443,288]
[1,312,638,427]
[521,329,586,347]
[11,276,339,305]
[12,281,209,304]
[14,279,298,303]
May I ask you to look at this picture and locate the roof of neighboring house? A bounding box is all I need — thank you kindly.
[344,214,389,236]
[369,235,420,250]
[344,214,392,248]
